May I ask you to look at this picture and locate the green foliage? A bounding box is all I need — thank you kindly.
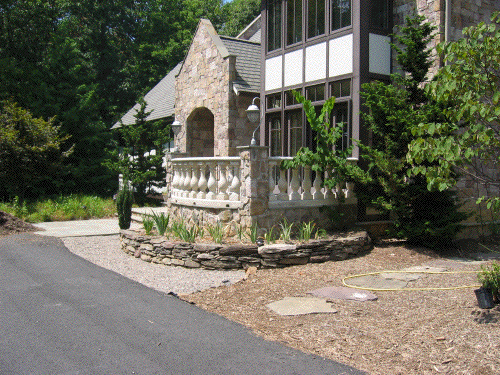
[263,226,277,244]
[298,221,316,242]
[0,195,116,222]
[150,211,170,236]
[0,100,71,200]
[220,0,261,37]
[279,218,294,242]
[142,216,155,235]
[408,12,500,210]
[246,223,259,243]
[282,91,363,190]
[478,262,500,299]
[206,221,225,244]
[116,183,133,230]
[354,15,468,247]
[106,98,171,205]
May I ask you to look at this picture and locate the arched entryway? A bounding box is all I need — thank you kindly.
[186,107,214,157]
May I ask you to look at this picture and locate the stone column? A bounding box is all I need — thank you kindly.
[237,146,270,231]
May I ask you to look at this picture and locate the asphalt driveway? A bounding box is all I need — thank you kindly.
[0,233,365,375]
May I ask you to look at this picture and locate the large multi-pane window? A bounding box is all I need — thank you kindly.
[371,0,389,29]
[287,0,302,45]
[308,0,325,39]
[330,79,352,151]
[331,0,351,31]
[268,0,282,51]
[286,110,303,155]
[268,114,282,156]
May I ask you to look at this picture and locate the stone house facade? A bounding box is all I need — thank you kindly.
[117,1,499,236]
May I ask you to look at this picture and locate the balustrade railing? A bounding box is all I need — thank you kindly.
[268,157,356,208]
[171,157,241,209]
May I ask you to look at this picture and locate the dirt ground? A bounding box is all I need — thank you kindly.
[0,210,38,236]
[183,241,500,375]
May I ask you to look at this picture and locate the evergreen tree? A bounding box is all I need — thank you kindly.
[357,15,467,248]
[105,99,171,206]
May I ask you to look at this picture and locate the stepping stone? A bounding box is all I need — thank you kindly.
[401,266,447,273]
[345,275,408,290]
[266,297,338,316]
[308,286,378,301]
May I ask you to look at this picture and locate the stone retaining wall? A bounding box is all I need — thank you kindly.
[120,230,372,270]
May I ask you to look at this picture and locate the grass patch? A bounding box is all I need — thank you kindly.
[0,195,116,222]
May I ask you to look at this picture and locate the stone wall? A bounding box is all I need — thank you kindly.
[394,0,498,78]
[120,230,372,270]
[174,19,255,157]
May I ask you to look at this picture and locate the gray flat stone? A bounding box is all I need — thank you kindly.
[401,266,448,273]
[346,275,408,290]
[308,287,378,301]
[266,297,338,316]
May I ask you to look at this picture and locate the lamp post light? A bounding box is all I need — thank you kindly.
[246,97,261,146]
[170,118,182,152]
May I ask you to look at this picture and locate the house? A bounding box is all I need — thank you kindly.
[115,0,499,234]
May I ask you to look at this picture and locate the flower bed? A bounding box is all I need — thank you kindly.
[119,230,372,270]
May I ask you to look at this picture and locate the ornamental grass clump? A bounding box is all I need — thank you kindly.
[151,211,170,236]
[206,221,225,244]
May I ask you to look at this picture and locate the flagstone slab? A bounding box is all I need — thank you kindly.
[266,297,338,316]
[308,287,378,301]
[346,275,408,290]
[380,272,422,282]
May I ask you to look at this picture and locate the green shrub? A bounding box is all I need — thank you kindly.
[116,184,133,229]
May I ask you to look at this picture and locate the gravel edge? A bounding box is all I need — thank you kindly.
[61,235,245,295]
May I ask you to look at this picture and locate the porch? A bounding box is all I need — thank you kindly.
[163,146,358,232]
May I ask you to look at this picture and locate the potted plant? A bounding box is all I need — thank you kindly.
[476,262,500,309]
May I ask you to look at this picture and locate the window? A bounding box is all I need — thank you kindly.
[287,110,303,155]
[287,0,302,45]
[268,114,282,156]
[268,0,282,51]
[331,0,351,31]
[306,84,325,102]
[285,90,301,106]
[266,93,282,109]
[331,79,351,98]
[371,0,389,30]
[331,102,351,151]
[308,0,325,39]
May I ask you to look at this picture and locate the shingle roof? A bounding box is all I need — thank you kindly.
[220,36,261,94]
[112,62,182,128]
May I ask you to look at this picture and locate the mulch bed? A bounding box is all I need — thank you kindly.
[0,210,39,236]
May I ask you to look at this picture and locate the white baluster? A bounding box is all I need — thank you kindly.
[183,165,192,198]
[312,170,323,200]
[197,164,207,199]
[336,182,344,200]
[206,162,217,200]
[278,166,288,201]
[189,164,199,198]
[289,168,301,201]
[269,161,277,202]
[346,181,355,199]
[178,166,185,197]
[302,166,313,200]
[229,163,241,201]
[323,171,334,200]
[172,166,179,198]
[217,162,228,200]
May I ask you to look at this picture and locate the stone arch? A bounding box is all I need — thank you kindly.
[186,107,214,157]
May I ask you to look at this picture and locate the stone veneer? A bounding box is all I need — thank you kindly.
[120,230,372,270]
[394,0,499,78]
[174,19,255,157]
